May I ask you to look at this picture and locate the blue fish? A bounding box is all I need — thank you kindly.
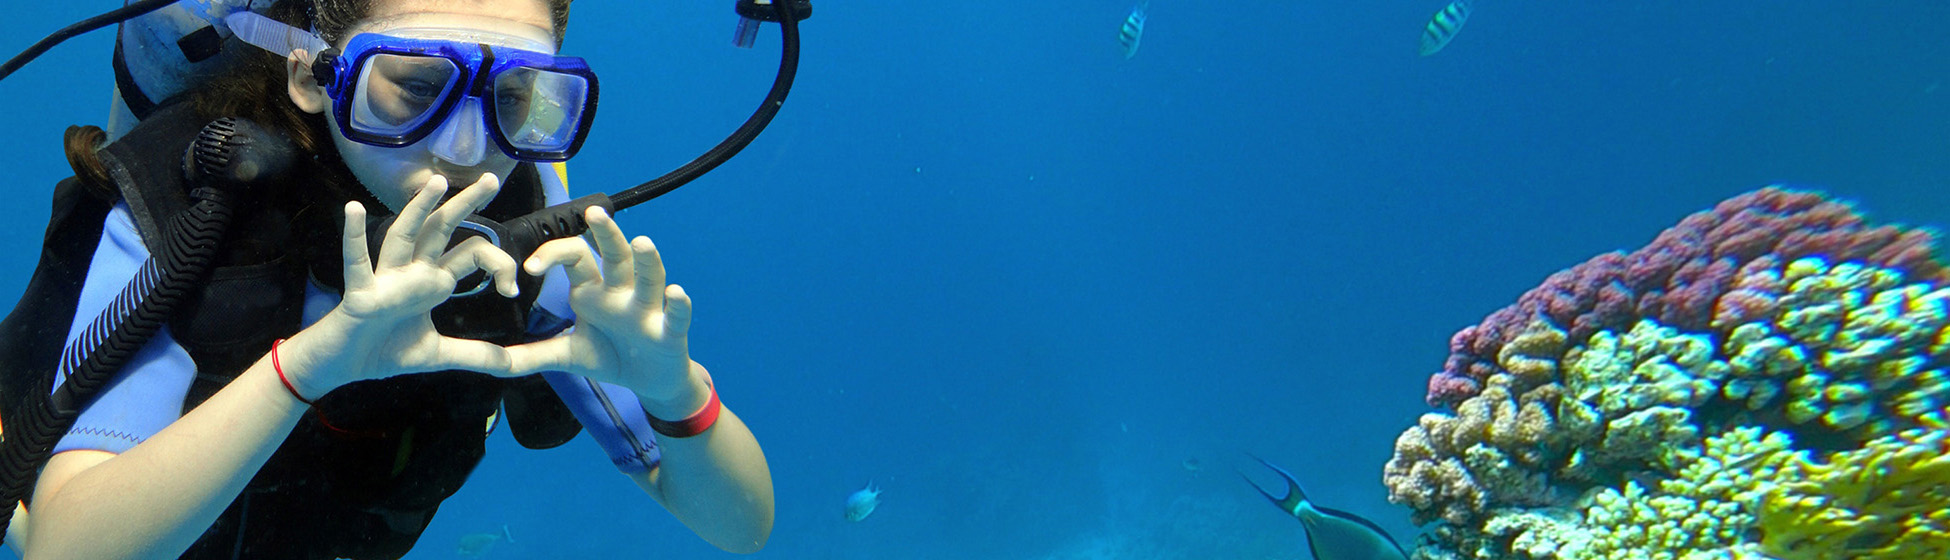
[1418,0,1473,56]
[1243,456,1410,560]
[844,481,882,522]
[1118,0,1149,59]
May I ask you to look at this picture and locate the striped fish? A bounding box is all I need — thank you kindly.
[1418,0,1473,56]
[1119,0,1149,59]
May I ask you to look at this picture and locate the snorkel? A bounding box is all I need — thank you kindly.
[488,0,812,263]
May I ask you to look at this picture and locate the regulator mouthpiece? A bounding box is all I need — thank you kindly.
[188,117,297,190]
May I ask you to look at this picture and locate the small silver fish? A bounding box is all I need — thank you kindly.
[1243,456,1409,560]
[844,481,882,522]
[1118,0,1149,59]
[1418,0,1473,56]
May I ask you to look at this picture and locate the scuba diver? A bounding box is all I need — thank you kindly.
[0,0,810,557]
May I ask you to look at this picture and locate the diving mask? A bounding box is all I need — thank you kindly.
[228,13,598,162]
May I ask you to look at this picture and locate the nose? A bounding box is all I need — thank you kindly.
[428,96,487,166]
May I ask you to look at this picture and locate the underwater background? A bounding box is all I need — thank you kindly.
[0,1,1948,559]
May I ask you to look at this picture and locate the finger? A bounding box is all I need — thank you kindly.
[379,176,448,269]
[526,237,601,288]
[584,207,633,291]
[437,237,521,297]
[340,201,375,292]
[428,337,513,375]
[417,173,502,262]
[665,283,693,336]
[630,236,666,310]
[504,336,582,377]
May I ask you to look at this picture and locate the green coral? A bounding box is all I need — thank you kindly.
[1756,422,1950,560]
[1723,258,1950,440]
[1568,428,1802,560]
[1564,321,1725,417]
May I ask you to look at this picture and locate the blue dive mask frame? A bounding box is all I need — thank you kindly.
[311,33,600,162]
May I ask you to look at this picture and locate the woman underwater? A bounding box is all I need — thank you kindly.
[5,0,774,558]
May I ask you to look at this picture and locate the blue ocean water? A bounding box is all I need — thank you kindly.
[0,1,1944,559]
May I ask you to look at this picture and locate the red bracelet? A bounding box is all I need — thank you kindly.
[272,339,314,406]
[646,382,720,438]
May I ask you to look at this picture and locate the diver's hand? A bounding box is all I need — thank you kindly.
[280,174,522,398]
[507,207,703,406]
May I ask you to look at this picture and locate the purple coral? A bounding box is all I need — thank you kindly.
[1426,187,1946,406]
[1426,372,1480,407]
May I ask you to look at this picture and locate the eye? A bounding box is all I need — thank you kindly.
[401,79,443,98]
[496,90,531,108]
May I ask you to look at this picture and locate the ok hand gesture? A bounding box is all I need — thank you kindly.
[281,174,523,398]
[508,207,698,403]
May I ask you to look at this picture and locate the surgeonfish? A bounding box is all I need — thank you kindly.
[1418,0,1473,56]
[1243,456,1410,560]
[1118,0,1149,59]
[844,481,882,522]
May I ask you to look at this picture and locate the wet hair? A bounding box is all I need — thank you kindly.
[63,0,571,204]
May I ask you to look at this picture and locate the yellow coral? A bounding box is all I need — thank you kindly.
[1500,321,1569,390]
[1757,426,1950,560]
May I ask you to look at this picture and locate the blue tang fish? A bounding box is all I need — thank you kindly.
[1418,0,1473,56]
[1244,456,1410,560]
[1118,0,1149,59]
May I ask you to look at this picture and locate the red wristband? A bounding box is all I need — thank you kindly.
[645,382,720,438]
[272,339,314,406]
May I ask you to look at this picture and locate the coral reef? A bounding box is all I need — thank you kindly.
[1385,187,1950,560]
[1431,188,1943,408]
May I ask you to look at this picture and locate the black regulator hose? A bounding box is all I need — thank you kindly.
[436,0,811,266]
[0,118,294,541]
[0,0,179,83]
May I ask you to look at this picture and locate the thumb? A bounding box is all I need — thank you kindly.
[420,337,516,376]
[503,335,585,377]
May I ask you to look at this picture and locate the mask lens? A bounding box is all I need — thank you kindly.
[351,53,461,137]
[492,67,589,154]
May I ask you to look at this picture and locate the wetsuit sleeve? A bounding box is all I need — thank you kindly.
[50,204,197,455]
[526,165,665,475]
[541,372,663,475]
[529,271,665,475]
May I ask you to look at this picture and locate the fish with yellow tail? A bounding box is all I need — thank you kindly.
[1418,0,1473,56]
[1118,0,1149,59]
[844,481,882,522]
[1243,456,1410,560]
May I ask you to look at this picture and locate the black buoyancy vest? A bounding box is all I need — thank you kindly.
[0,102,584,560]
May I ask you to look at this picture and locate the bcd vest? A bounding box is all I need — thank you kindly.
[0,102,584,560]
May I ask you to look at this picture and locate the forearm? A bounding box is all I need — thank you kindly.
[632,362,773,554]
[25,353,308,559]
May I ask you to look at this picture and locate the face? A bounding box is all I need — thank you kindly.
[292,0,555,210]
